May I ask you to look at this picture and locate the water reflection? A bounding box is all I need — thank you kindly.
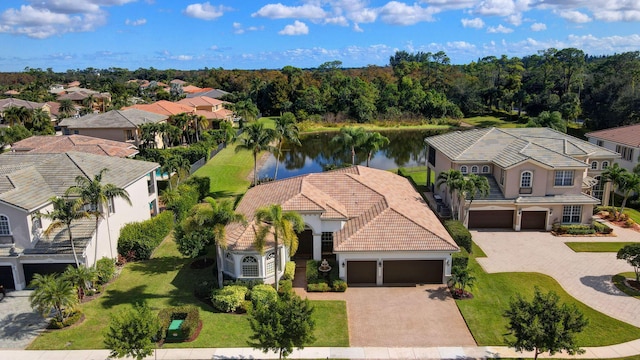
[258,129,447,180]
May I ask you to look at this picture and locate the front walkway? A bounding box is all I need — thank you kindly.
[472,220,640,327]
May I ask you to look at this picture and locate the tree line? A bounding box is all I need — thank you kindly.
[2,48,640,129]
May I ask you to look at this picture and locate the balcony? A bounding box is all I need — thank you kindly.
[519,187,533,195]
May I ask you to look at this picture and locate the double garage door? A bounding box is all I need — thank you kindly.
[346,260,443,285]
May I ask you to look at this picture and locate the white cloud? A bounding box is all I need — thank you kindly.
[233,22,264,34]
[475,0,519,16]
[252,3,327,20]
[125,18,147,26]
[530,22,546,31]
[0,4,107,38]
[558,10,591,23]
[324,16,349,26]
[378,2,439,25]
[506,13,522,26]
[461,17,485,29]
[183,2,229,20]
[353,23,363,32]
[487,24,513,33]
[278,20,309,35]
[446,41,476,51]
[175,55,193,61]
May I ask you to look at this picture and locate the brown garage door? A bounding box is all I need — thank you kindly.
[383,260,443,284]
[347,261,377,285]
[521,211,547,230]
[468,210,514,229]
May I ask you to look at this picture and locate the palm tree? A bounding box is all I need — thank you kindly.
[273,113,301,180]
[139,123,159,149]
[460,174,490,223]
[602,163,626,217]
[65,168,132,263]
[3,106,31,126]
[29,108,54,135]
[360,131,390,167]
[160,155,191,190]
[169,113,191,144]
[253,204,304,291]
[436,169,465,220]
[63,265,97,300]
[218,120,236,145]
[181,197,246,287]
[618,172,640,220]
[449,266,477,298]
[235,122,276,186]
[331,127,367,165]
[192,115,209,143]
[58,99,76,118]
[42,196,90,267]
[228,100,259,123]
[29,273,78,323]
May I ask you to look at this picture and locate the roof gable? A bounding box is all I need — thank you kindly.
[586,124,640,148]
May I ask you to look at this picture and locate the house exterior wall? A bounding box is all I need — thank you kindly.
[587,137,639,172]
[503,162,550,198]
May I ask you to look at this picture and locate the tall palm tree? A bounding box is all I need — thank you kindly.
[160,155,191,190]
[29,273,78,323]
[436,169,465,220]
[29,108,54,135]
[3,106,31,126]
[360,131,390,167]
[42,196,90,267]
[58,99,76,119]
[460,174,490,223]
[182,197,246,287]
[618,172,640,220]
[169,113,192,144]
[273,113,301,180]
[235,122,276,186]
[192,115,209,143]
[254,204,304,291]
[65,168,131,263]
[602,163,627,217]
[331,126,367,165]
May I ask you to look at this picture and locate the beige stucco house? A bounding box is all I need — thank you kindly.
[223,166,458,286]
[586,124,640,173]
[425,127,619,231]
[0,152,159,290]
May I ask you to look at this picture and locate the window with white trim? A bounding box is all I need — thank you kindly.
[241,256,259,277]
[616,145,634,161]
[0,215,10,235]
[590,161,598,170]
[554,170,574,186]
[460,166,468,174]
[107,197,115,214]
[266,252,276,275]
[520,171,532,188]
[471,165,479,174]
[562,205,582,223]
[601,161,610,170]
[481,165,490,174]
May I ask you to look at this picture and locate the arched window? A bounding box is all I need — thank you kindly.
[0,215,10,235]
[601,161,610,170]
[520,171,533,188]
[481,165,490,174]
[224,252,234,272]
[471,165,479,174]
[590,161,598,170]
[241,256,259,277]
[266,252,276,275]
[460,166,468,174]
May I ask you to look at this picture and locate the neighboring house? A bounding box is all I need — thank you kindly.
[425,127,619,231]
[12,135,139,158]
[586,124,640,172]
[177,96,234,122]
[185,88,230,100]
[49,84,65,94]
[0,152,159,290]
[0,98,51,124]
[224,166,458,286]
[58,109,168,148]
[45,101,61,123]
[170,79,187,86]
[182,85,204,94]
[57,88,111,112]
[123,100,194,117]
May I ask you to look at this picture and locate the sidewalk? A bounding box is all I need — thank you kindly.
[3,340,640,360]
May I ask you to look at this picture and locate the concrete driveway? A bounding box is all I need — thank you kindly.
[472,223,640,328]
[0,291,48,349]
[298,285,476,347]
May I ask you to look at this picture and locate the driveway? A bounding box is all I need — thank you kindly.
[296,285,476,347]
[472,223,640,328]
[0,291,48,349]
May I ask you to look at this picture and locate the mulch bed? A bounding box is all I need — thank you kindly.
[190,258,215,269]
[449,287,474,300]
[158,320,203,347]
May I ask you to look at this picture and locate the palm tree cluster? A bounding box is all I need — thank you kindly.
[436,169,490,221]
[330,126,390,167]
[3,106,54,135]
[601,163,640,220]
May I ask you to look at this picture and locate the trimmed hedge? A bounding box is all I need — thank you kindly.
[117,210,174,261]
[249,284,278,305]
[593,221,613,234]
[158,305,200,341]
[452,253,469,269]
[307,282,331,292]
[211,285,248,313]
[332,280,347,292]
[281,261,296,281]
[553,221,613,235]
[444,220,472,253]
[48,310,83,329]
[95,257,116,284]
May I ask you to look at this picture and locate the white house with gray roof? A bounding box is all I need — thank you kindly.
[425,127,619,231]
[59,109,168,148]
[0,152,160,290]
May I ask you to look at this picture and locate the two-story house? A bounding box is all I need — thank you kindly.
[0,152,159,290]
[586,124,640,173]
[425,127,619,231]
[177,96,234,123]
[223,166,458,286]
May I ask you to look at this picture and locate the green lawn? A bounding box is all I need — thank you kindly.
[613,272,640,299]
[565,242,636,252]
[193,144,254,200]
[28,237,348,350]
[461,116,523,128]
[455,257,640,347]
[623,208,640,224]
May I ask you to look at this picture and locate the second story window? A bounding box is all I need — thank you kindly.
[520,171,532,188]
[125,129,135,141]
[590,161,598,170]
[554,170,574,186]
[601,161,610,170]
[481,165,490,174]
[0,215,10,235]
[460,166,468,174]
[616,145,634,161]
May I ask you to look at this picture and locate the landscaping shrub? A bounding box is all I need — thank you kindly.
[452,253,469,269]
[95,257,116,284]
[158,305,200,341]
[444,220,472,253]
[222,279,263,289]
[249,284,278,305]
[194,280,216,300]
[307,282,331,292]
[592,221,613,234]
[183,176,211,201]
[332,280,348,292]
[306,259,320,283]
[117,210,174,260]
[553,223,595,235]
[278,279,293,295]
[165,184,200,222]
[625,219,636,228]
[281,261,296,281]
[48,310,83,329]
[211,285,248,313]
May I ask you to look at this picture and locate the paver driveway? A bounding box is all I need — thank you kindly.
[0,291,48,349]
[298,285,476,347]
[472,224,640,328]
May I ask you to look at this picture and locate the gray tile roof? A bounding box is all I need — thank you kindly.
[185,89,230,99]
[0,152,158,211]
[426,127,619,169]
[23,218,95,255]
[59,109,167,129]
[514,193,600,204]
[0,98,45,111]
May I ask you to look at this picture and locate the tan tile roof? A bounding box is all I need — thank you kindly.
[586,124,640,148]
[12,135,138,158]
[226,166,458,253]
[123,101,194,116]
[178,96,225,108]
[182,85,204,94]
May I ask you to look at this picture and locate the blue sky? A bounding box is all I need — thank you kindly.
[1,0,639,72]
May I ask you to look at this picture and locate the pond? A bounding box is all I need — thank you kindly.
[258,129,449,180]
